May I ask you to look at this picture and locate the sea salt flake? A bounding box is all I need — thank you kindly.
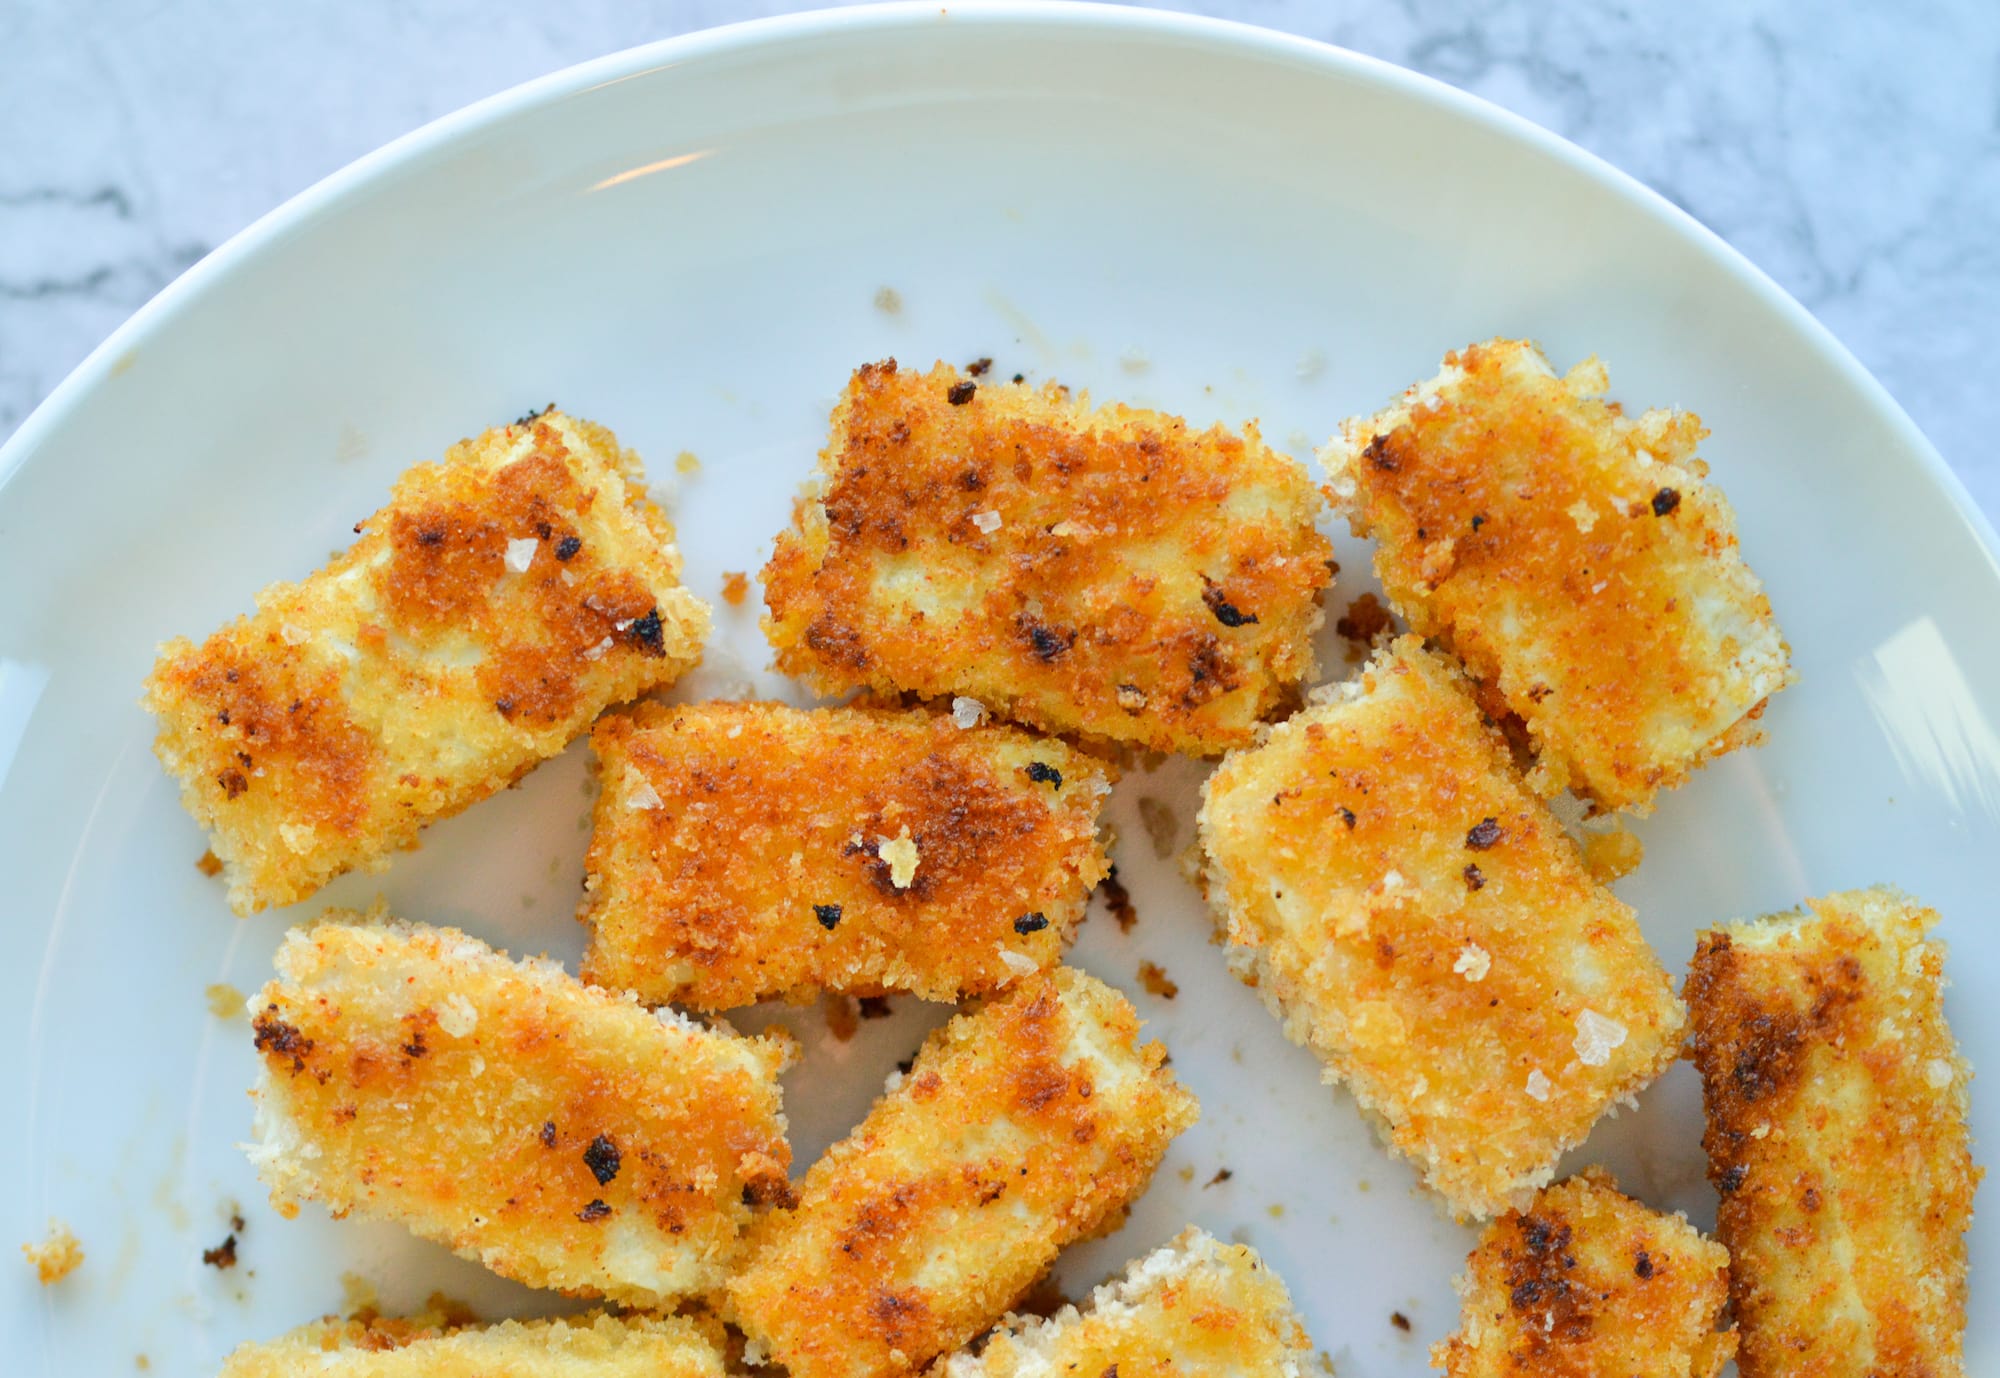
[438,994,478,1038]
[280,622,310,646]
[504,537,538,573]
[1525,1069,1552,1102]
[1566,499,1598,534]
[971,510,1002,533]
[1453,943,1492,982]
[998,948,1039,977]
[1927,1058,1956,1089]
[625,773,663,811]
[1573,1009,1628,1066]
[951,696,988,728]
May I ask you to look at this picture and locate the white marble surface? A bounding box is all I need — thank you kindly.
[4,0,1997,519]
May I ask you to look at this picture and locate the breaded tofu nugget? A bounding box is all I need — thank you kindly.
[1320,340,1791,812]
[579,701,1113,1009]
[1685,887,1977,1378]
[763,361,1332,755]
[146,410,707,914]
[939,1227,1312,1378]
[1434,1169,1735,1378]
[246,912,792,1308]
[220,1310,724,1378]
[727,967,1198,1378]
[1197,638,1684,1218]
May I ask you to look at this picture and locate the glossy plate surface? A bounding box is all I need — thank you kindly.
[3,4,1993,1373]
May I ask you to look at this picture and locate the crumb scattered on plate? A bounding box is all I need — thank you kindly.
[23,1220,83,1284]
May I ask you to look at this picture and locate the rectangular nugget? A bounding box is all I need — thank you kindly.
[1434,1169,1735,1378]
[146,409,708,914]
[1685,887,1977,1378]
[727,967,1198,1378]
[220,1311,724,1378]
[580,701,1113,1008]
[246,912,792,1308]
[762,360,1332,755]
[1320,339,1791,811]
[1197,637,1684,1218]
[940,1227,1313,1378]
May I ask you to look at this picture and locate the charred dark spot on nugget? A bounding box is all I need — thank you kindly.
[540,1120,558,1148]
[1463,863,1486,891]
[514,403,554,427]
[858,996,892,1020]
[583,1134,622,1185]
[218,768,249,799]
[1651,487,1681,517]
[625,608,666,655]
[1465,817,1503,850]
[814,903,843,931]
[947,380,978,406]
[1336,806,1357,829]
[1021,618,1073,663]
[1202,582,1260,628]
[252,1009,313,1072]
[1717,1164,1748,1194]
[576,1199,612,1223]
[1024,761,1063,789]
[555,535,582,561]
[1633,1248,1654,1279]
[1014,912,1050,935]
[1364,434,1399,472]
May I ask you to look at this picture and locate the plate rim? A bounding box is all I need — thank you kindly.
[2,0,1995,573]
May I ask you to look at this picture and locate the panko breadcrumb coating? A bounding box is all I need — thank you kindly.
[1434,1169,1735,1378]
[245,912,791,1308]
[939,1227,1312,1378]
[1198,638,1684,1218]
[1320,339,1791,812]
[579,701,1113,1009]
[145,410,707,914]
[763,361,1332,755]
[219,1310,724,1378]
[1685,888,1978,1378]
[727,967,1197,1378]
[21,1220,83,1284]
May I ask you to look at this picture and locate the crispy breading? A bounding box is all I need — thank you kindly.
[1434,1169,1735,1378]
[579,701,1114,1009]
[939,1227,1312,1378]
[1685,887,1978,1378]
[219,1310,723,1378]
[762,361,1332,755]
[145,410,707,914]
[245,912,791,1308]
[1197,638,1684,1218]
[727,967,1198,1378]
[1320,339,1791,812]
[21,1220,83,1284]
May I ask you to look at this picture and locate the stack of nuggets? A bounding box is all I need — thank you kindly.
[579,700,1113,1008]
[1685,887,1977,1378]
[146,410,708,912]
[1199,638,1684,1217]
[246,913,792,1307]
[219,1311,724,1378]
[763,360,1332,755]
[727,968,1198,1378]
[1434,1170,1735,1378]
[1321,339,1791,810]
[940,1228,1313,1378]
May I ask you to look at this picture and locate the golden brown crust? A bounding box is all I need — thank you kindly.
[763,361,1331,755]
[1321,339,1791,811]
[579,701,1113,1009]
[727,967,1198,1378]
[1433,1170,1735,1378]
[939,1228,1312,1378]
[246,913,790,1308]
[1198,638,1684,1218]
[218,1310,724,1377]
[1685,888,1978,1378]
[144,411,707,913]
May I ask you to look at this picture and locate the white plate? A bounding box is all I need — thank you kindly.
[3,4,1993,1373]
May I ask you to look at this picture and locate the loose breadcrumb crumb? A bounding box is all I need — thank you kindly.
[721,571,750,606]
[1433,1170,1735,1378]
[1137,961,1178,999]
[763,360,1331,755]
[22,1221,83,1284]
[1320,339,1792,812]
[1685,887,1977,1378]
[1579,825,1644,883]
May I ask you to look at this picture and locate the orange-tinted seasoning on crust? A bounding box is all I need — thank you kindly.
[1685,888,1977,1378]
[144,410,707,914]
[727,968,1197,1378]
[245,912,791,1308]
[762,361,1331,755]
[1197,638,1684,1219]
[1433,1170,1734,1378]
[1321,339,1791,811]
[579,701,1112,1009]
